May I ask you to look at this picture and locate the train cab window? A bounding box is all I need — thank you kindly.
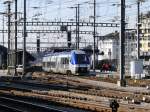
[76,54,90,64]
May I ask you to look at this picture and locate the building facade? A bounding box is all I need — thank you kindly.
[140,12,150,53]
[98,31,137,73]
[98,39,119,60]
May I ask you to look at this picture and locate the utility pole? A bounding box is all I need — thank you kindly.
[23,0,26,75]
[137,1,141,60]
[15,0,17,75]
[93,0,96,71]
[120,0,126,86]
[4,0,12,75]
[2,15,5,47]
[7,1,11,74]
[76,7,78,49]
[68,6,78,49]
[77,4,80,49]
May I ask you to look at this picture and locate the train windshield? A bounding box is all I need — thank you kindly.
[76,54,90,64]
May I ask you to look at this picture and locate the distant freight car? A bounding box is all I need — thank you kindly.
[42,50,90,75]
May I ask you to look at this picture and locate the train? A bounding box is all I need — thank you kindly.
[42,50,90,75]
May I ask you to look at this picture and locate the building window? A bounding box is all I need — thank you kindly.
[148,43,150,47]
[140,43,142,47]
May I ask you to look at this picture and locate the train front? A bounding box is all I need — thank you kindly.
[70,50,90,75]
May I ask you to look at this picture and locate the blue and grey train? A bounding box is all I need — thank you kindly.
[42,50,90,75]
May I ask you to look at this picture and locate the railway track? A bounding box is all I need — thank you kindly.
[0,104,23,112]
[0,88,150,112]
[0,89,112,112]
[0,75,150,112]
[1,76,150,103]
[0,78,112,112]
[0,94,66,112]
[0,92,91,112]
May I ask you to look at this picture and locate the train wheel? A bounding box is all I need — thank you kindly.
[66,70,72,76]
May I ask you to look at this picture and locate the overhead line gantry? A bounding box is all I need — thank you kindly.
[10,21,119,27]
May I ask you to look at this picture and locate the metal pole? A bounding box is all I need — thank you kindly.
[7,1,11,74]
[23,0,26,75]
[76,7,78,49]
[2,15,5,47]
[15,0,17,75]
[137,1,140,59]
[120,0,126,86]
[77,4,80,49]
[93,0,96,71]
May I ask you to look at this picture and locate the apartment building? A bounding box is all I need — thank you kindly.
[140,11,150,53]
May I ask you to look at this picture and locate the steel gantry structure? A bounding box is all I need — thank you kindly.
[10,21,119,27]
[8,21,119,51]
[5,21,119,51]
[0,30,96,35]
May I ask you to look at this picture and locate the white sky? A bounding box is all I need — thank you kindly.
[0,0,150,49]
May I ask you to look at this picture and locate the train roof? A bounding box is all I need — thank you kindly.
[72,50,86,54]
[44,50,86,57]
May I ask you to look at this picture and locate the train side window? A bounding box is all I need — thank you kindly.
[66,58,69,64]
[61,58,69,64]
[51,61,56,67]
[47,62,51,67]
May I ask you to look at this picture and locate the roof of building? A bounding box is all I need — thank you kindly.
[141,11,150,19]
[99,31,119,40]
